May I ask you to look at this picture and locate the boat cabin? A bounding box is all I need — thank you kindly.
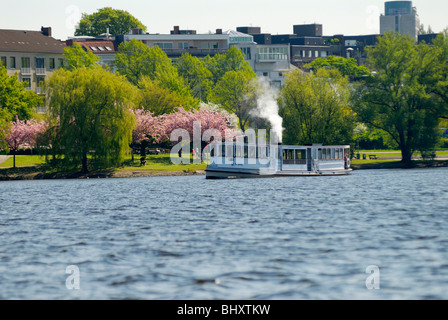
[206,142,351,178]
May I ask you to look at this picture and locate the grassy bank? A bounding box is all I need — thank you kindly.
[0,153,207,180]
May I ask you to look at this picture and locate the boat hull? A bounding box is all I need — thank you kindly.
[205,168,352,179]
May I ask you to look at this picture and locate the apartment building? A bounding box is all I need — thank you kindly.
[117,26,291,87]
[0,27,65,112]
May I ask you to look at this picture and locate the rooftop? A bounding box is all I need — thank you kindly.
[0,28,65,54]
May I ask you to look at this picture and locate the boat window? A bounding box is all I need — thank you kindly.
[335,148,339,160]
[283,149,295,165]
[248,145,256,158]
[235,145,243,158]
[258,146,268,159]
[327,149,331,160]
[318,149,322,160]
[295,149,306,164]
[225,144,233,157]
[322,149,326,160]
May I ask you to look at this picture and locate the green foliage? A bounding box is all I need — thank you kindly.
[279,68,355,146]
[354,126,398,150]
[176,53,213,102]
[116,40,197,110]
[0,64,42,122]
[138,76,193,115]
[46,67,137,173]
[205,46,255,84]
[354,32,445,164]
[63,43,100,70]
[209,69,257,130]
[431,30,448,115]
[306,56,371,78]
[75,7,146,37]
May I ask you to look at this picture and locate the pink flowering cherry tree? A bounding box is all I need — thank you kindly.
[4,117,46,168]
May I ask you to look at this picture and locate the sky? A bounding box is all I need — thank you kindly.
[0,0,447,40]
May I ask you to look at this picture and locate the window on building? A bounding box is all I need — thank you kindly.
[178,42,189,49]
[10,57,16,69]
[58,58,64,68]
[49,58,55,70]
[200,42,219,49]
[22,77,31,89]
[256,47,287,61]
[21,57,31,68]
[154,43,173,49]
[90,46,98,51]
[36,76,45,94]
[1,56,6,67]
[35,57,45,69]
[240,47,251,60]
[105,46,113,51]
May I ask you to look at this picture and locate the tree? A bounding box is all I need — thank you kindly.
[205,46,255,84]
[46,67,137,173]
[63,43,100,70]
[354,32,444,164]
[418,24,434,35]
[279,68,355,146]
[138,76,193,116]
[116,39,177,84]
[75,7,146,37]
[115,39,153,85]
[431,30,448,116]
[306,56,371,78]
[176,53,213,102]
[160,107,233,144]
[117,40,197,108]
[0,64,42,122]
[209,69,258,130]
[4,117,45,168]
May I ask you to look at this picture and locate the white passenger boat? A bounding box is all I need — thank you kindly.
[205,142,352,179]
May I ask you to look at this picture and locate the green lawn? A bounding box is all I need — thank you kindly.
[0,155,47,168]
[117,153,207,173]
[0,153,207,172]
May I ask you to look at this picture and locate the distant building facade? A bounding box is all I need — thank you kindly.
[118,26,291,87]
[0,27,66,112]
[66,35,118,71]
[380,1,420,41]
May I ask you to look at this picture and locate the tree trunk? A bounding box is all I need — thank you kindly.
[81,153,88,173]
[401,146,413,167]
[13,152,16,169]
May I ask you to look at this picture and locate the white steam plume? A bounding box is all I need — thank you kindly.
[251,77,284,143]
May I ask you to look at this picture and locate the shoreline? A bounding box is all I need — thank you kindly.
[1,160,448,181]
[0,168,207,181]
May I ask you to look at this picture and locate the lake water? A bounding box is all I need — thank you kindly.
[1,168,448,300]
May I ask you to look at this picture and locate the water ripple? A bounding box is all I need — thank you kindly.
[0,168,448,299]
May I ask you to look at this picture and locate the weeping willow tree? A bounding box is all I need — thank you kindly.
[46,66,137,173]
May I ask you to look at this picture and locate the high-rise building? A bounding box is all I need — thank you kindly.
[380,1,420,41]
